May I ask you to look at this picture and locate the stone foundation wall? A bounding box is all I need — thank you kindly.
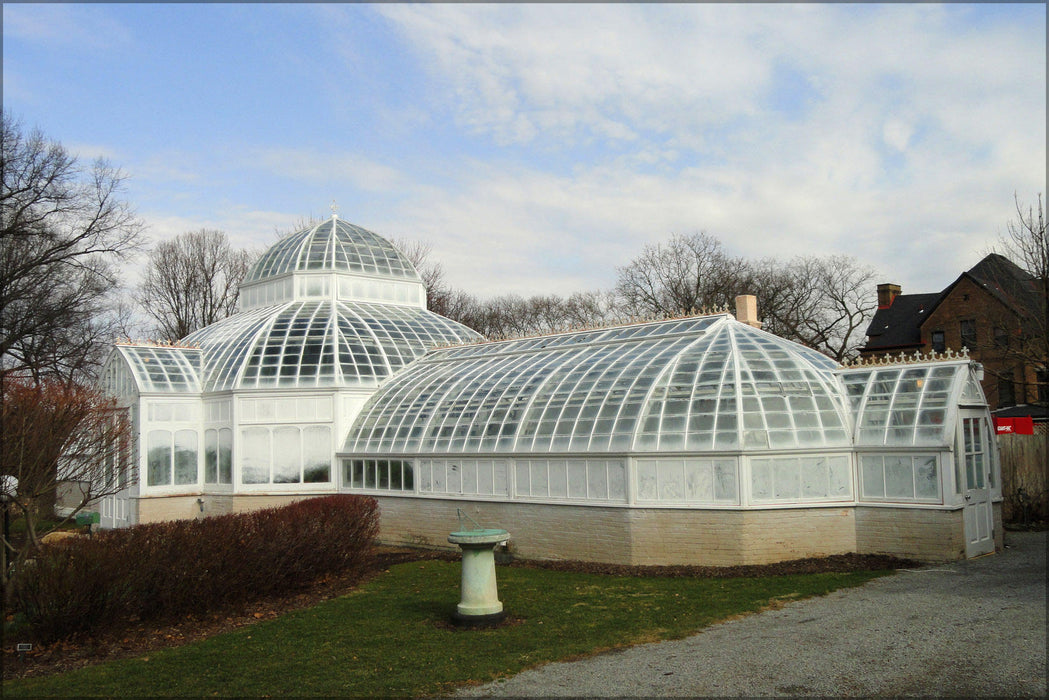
[375,498,860,566]
[854,506,966,562]
[375,497,635,564]
[739,507,857,565]
[134,493,984,565]
[138,495,213,524]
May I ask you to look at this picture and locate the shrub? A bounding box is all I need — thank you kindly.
[10,495,379,642]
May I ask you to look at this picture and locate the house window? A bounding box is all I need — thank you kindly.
[993,326,1009,349]
[998,372,1016,407]
[204,428,233,484]
[960,320,977,350]
[147,429,198,486]
[930,330,945,352]
[239,425,332,485]
[860,454,940,502]
[1038,369,1048,406]
[344,459,415,492]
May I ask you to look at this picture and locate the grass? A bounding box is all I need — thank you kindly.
[4,560,891,697]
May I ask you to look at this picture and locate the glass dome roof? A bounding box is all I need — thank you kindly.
[243,216,421,284]
[839,361,979,447]
[114,345,202,393]
[182,300,480,392]
[342,314,853,456]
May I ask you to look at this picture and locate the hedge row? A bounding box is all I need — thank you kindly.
[11,495,379,642]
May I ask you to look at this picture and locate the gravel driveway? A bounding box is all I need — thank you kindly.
[456,530,1046,698]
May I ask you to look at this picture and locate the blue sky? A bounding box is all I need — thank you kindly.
[3,3,1045,299]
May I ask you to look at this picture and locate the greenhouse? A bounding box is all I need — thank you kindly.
[93,213,1001,565]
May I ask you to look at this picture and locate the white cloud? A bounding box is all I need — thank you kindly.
[353,3,1043,299]
[252,148,407,194]
[14,3,1038,310]
[2,4,134,51]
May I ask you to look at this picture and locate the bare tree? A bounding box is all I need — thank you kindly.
[138,229,256,341]
[436,289,618,339]
[1,378,134,606]
[988,193,1048,406]
[392,238,452,316]
[614,230,876,360]
[1,111,143,381]
[274,214,322,240]
[614,232,748,317]
[801,256,878,361]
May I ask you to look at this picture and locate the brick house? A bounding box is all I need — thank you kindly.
[861,254,1047,417]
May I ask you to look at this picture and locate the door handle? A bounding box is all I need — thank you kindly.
[964,494,972,501]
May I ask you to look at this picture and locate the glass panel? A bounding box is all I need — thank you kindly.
[204,429,218,484]
[684,460,713,501]
[800,458,827,498]
[586,461,608,499]
[477,460,494,495]
[915,456,939,499]
[460,461,476,494]
[273,427,301,483]
[432,460,446,492]
[885,456,913,499]
[147,430,172,486]
[303,425,331,483]
[218,428,233,484]
[713,460,738,502]
[773,461,800,499]
[549,461,568,497]
[861,456,884,498]
[567,460,587,498]
[637,460,658,500]
[658,460,685,500]
[174,430,197,485]
[828,457,851,497]
[514,462,529,496]
[447,462,461,493]
[750,459,772,500]
[493,461,507,495]
[403,460,415,491]
[242,427,270,484]
[608,461,627,500]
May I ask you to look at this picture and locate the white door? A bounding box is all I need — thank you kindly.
[959,413,994,557]
[99,489,135,529]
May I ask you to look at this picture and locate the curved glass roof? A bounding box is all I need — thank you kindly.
[182,300,480,391]
[115,345,202,393]
[243,216,420,284]
[341,315,852,456]
[839,361,979,446]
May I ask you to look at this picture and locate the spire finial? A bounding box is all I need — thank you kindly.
[330,200,339,218]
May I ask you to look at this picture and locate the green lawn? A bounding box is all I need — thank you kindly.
[5,560,890,697]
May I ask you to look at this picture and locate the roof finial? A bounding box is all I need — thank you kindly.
[330,200,339,218]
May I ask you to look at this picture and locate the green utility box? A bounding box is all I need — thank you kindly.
[75,511,101,526]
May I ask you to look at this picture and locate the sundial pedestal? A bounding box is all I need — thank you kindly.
[448,528,509,626]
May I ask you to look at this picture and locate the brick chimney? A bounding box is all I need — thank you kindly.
[877,283,901,309]
[735,294,762,329]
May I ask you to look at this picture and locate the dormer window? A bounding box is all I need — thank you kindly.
[960,320,977,350]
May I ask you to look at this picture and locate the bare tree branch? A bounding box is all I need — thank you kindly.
[1,111,143,381]
[1,378,135,604]
[138,229,257,341]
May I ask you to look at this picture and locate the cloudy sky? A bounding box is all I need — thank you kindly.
[3,3,1045,300]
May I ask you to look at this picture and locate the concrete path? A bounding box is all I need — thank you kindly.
[456,531,1046,697]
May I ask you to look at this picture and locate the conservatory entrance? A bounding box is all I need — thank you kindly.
[959,411,994,557]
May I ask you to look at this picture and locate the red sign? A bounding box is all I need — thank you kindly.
[994,416,1035,435]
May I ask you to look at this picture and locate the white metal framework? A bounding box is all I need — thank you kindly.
[93,212,1000,563]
